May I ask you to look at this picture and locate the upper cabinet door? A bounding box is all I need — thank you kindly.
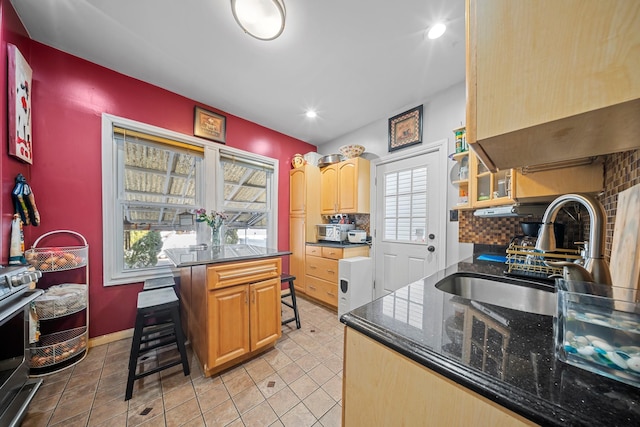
[467,0,640,171]
[320,165,339,214]
[290,168,306,214]
[338,160,358,212]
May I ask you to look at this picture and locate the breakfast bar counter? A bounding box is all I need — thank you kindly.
[165,244,290,268]
[340,258,640,426]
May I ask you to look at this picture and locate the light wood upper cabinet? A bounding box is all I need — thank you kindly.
[289,168,307,215]
[454,149,604,209]
[466,0,640,171]
[320,165,339,214]
[320,157,370,214]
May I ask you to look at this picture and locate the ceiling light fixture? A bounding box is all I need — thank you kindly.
[231,0,286,41]
[427,22,447,40]
[305,110,317,119]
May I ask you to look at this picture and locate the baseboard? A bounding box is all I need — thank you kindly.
[88,328,134,348]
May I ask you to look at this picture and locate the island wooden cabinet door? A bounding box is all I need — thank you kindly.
[208,285,250,367]
[250,278,282,350]
[207,278,281,369]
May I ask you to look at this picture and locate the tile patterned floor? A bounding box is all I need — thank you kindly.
[22,296,344,427]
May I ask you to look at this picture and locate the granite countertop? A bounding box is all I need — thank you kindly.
[165,245,291,267]
[340,257,640,426]
[306,241,370,248]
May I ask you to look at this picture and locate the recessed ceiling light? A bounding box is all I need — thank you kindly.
[427,22,446,40]
[305,110,317,118]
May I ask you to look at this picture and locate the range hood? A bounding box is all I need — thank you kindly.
[473,204,548,218]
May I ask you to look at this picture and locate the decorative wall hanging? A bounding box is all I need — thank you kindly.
[194,106,226,143]
[388,105,423,152]
[8,44,33,164]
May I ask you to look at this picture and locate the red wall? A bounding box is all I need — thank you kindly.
[0,1,33,262]
[0,0,315,338]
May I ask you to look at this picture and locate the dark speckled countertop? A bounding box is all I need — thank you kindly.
[165,245,290,267]
[306,241,370,249]
[340,257,640,426]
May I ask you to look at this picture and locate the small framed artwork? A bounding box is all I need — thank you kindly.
[194,106,226,143]
[8,44,33,164]
[388,105,423,152]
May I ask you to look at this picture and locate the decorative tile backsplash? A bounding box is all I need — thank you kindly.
[459,149,640,261]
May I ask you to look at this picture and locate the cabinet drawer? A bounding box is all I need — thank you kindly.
[305,245,323,257]
[305,275,338,307]
[305,255,339,282]
[321,246,344,260]
[207,258,281,290]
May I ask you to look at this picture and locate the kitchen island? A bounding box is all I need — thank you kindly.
[165,245,291,377]
[340,257,640,426]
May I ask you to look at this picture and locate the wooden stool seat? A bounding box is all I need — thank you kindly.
[281,274,301,329]
[143,276,176,291]
[125,288,189,400]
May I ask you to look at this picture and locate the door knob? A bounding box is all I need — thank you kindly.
[427,245,436,252]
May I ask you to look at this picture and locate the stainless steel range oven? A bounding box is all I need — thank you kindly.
[0,266,43,427]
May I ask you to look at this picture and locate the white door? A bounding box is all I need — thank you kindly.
[373,143,446,297]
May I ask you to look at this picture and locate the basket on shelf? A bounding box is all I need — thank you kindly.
[34,283,87,319]
[29,326,87,368]
[25,230,88,272]
[505,241,582,280]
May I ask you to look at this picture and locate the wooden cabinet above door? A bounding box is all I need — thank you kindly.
[466,0,640,171]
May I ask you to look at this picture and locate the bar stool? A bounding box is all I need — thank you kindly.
[142,276,177,324]
[125,287,190,400]
[281,274,301,329]
[143,275,175,291]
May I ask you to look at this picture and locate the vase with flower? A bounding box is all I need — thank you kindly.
[195,208,226,246]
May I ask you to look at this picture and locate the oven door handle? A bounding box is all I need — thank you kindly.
[0,290,43,326]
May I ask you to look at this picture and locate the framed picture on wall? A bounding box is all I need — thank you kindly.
[194,106,226,144]
[8,44,33,164]
[388,105,423,152]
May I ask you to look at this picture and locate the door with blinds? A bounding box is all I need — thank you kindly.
[374,146,445,297]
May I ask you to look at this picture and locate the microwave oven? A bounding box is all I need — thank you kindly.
[316,224,355,242]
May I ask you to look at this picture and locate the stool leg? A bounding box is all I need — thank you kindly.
[288,279,301,329]
[170,306,190,376]
[125,312,145,401]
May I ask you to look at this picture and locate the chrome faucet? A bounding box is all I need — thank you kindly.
[535,193,612,285]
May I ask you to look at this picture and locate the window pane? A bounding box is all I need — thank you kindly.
[383,165,429,244]
[119,133,202,270]
[221,154,273,247]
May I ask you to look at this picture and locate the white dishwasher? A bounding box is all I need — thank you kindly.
[338,256,374,318]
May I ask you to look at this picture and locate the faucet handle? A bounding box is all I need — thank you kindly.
[574,241,589,261]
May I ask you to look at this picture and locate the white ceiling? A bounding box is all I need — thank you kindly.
[10,0,466,146]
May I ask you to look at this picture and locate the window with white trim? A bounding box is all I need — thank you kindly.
[102,114,278,285]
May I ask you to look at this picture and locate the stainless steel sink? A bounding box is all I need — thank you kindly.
[436,273,556,316]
